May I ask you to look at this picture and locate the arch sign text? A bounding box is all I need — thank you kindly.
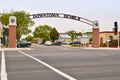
[30,13,94,26]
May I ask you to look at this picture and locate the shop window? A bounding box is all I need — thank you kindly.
[109,36,113,41]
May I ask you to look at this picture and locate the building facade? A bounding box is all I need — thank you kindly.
[99,31,120,47]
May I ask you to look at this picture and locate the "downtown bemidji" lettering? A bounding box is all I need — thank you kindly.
[33,13,60,18]
[32,13,81,21]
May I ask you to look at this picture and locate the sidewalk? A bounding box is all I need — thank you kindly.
[84,47,120,50]
[0,48,31,51]
[63,45,120,50]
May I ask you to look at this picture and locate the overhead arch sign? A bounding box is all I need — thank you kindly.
[30,13,99,48]
[30,13,94,26]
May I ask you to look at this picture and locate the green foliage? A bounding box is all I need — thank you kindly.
[33,25,52,42]
[76,32,82,39]
[76,32,82,37]
[109,40,120,47]
[67,30,76,42]
[50,28,59,42]
[102,43,107,47]
[31,37,38,43]
[84,32,92,34]
[14,11,34,40]
[0,13,12,26]
[89,37,93,43]
[0,10,34,40]
[25,35,33,42]
[0,13,12,38]
[102,40,120,47]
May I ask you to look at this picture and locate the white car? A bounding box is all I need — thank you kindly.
[44,41,52,46]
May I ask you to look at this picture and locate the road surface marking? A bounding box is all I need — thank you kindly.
[1,50,8,80]
[18,50,77,80]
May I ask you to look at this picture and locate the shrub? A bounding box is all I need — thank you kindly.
[102,43,107,47]
[109,40,119,47]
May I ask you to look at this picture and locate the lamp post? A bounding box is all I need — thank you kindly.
[118,27,120,48]
[0,21,2,48]
[2,25,9,47]
[114,21,119,48]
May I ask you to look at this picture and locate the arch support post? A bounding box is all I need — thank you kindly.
[92,20,99,48]
[8,16,17,48]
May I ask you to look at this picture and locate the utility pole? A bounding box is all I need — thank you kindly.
[0,13,2,48]
[114,22,119,48]
[0,21,3,48]
[118,26,119,48]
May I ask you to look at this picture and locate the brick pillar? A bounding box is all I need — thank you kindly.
[8,25,16,48]
[92,27,99,48]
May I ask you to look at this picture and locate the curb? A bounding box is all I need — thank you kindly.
[63,45,120,50]
[84,47,120,50]
[0,48,32,51]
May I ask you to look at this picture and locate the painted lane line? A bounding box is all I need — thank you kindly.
[18,50,77,80]
[1,50,8,80]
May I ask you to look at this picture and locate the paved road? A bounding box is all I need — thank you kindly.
[1,45,120,80]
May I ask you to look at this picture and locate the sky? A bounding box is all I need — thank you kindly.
[0,0,120,33]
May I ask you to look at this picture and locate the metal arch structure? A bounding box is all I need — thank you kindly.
[30,13,94,26]
[30,13,99,48]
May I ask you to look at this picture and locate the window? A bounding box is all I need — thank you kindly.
[109,36,113,41]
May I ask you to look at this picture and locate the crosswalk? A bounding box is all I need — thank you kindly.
[1,50,7,80]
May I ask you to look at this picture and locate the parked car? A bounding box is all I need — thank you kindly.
[52,41,62,46]
[17,41,32,48]
[44,41,52,46]
[72,41,81,44]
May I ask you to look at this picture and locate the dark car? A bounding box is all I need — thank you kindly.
[17,41,32,48]
[72,41,81,44]
[52,41,62,46]
[70,41,81,45]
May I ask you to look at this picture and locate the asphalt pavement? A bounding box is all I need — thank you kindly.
[0,45,120,80]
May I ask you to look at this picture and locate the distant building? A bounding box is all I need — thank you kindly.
[59,33,71,42]
[80,35,89,44]
[99,30,120,46]
[59,33,91,44]
[60,29,119,47]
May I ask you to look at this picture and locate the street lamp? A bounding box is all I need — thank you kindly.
[114,21,119,48]
[0,21,3,48]
[2,25,9,47]
[118,27,120,48]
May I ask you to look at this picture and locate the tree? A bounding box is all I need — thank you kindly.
[33,25,52,42]
[0,11,34,40]
[32,37,38,43]
[50,28,59,42]
[25,35,33,42]
[76,32,82,38]
[67,30,76,42]
[84,32,92,34]
[76,32,82,36]
[0,13,11,45]
[14,11,34,40]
